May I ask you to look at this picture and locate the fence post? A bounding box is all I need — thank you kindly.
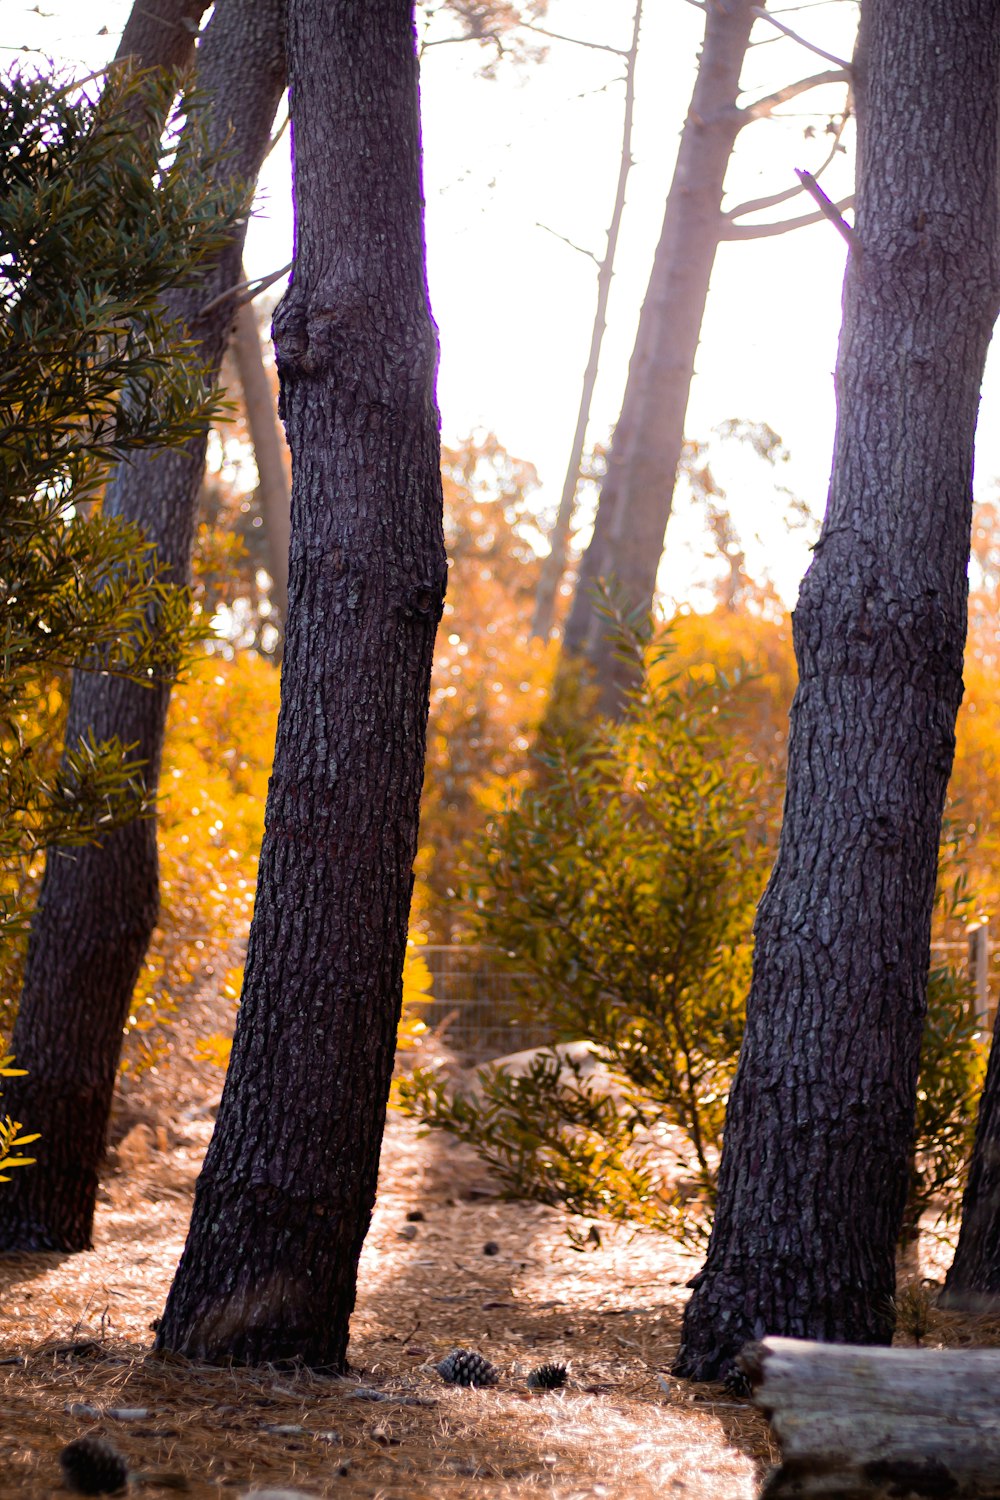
[967,920,990,1027]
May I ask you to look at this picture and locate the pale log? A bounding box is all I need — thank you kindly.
[741,1337,1000,1498]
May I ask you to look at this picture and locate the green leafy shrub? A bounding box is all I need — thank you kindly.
[0,62,243,964]
[400,617,769,1242]
[402,613,990,1248]
[904,961,988,1243]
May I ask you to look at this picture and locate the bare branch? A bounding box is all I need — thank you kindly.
[719,193,855,240]
[751,6,852,69]
[725,109,850,218]
[196,260,294,319]
[741,66,848,121]
[520,22,629,57]
[794,168,858,248]
[265,105,290,159]
[535,222,601,266]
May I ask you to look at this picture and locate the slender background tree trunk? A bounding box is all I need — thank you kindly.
[0,0,286,1255]
[155,0,447,1369]
[530,0,642,643]
[562,0,758,714]
[674,0,1000,1380]
[941,1000,1000,1308]
[230,291,291,634]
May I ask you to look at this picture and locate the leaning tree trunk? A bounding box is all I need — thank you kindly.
[941,999,1000,1310]
[0,0,286,1254]
[530,0,642,644]
[114,0,208,71]
[673,0,1000,1381]
[155,0,447,1368]
[561,0,757,715]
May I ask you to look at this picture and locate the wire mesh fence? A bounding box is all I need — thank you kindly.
[417,926,996,1066]
[419,945,553,1063]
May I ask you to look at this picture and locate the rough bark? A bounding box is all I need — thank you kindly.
[673,0,1000,1380]
[530,0,642,643]
[941,998,1000,1309]
[741,1338,1000,1499]
[0,0,286,1255]
[155,0,446,1369]
[230,291,291,631]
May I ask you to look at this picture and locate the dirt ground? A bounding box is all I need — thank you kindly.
[0,988,984,1500]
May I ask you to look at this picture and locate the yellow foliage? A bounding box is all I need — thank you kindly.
[128,649,435,1071]
[0,1055,39,1183]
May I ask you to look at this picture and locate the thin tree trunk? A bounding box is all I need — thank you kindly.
[156,0,445,1370]
[941,999,1000,1309]
[674,0,999,1380]
[530,0,642,643]
[230,290,291,632]
[562,0,758,714]
[0,0,286,1255]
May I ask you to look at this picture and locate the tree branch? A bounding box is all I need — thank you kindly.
[741,66,848,121]
[750,6,852,70]
[725,111,850,219]
[196,260,294,319]
[535,223,601,266]
[520,22,629,57]
[719,193,855,240]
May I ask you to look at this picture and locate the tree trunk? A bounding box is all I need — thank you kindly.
[941,999,1000,1310]
[155,0,446,1369]
[562,0,757,715]
[230,291,291,633]
[741,1338,1000,1499]
[0,0,286,1255]
[530,0,642,644]
[114,0,208,70]
[673,0,999,1380]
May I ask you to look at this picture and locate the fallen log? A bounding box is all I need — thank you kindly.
[739,1337,1000,1499]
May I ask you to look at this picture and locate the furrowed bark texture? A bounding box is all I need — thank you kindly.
[0,0,286,1254]
[942,998,1000,1308]
[674,0,1000,1380]
[562,0,756,714]
[155,0,446,1368]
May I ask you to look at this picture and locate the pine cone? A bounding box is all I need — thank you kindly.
[527,1361,568,1391]
[722,1365,753,1398]
[436,1348,498,1387]
[59,1436,130,1495]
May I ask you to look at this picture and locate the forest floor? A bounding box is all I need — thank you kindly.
[0,985,988,1500]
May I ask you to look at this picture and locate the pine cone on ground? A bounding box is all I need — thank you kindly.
[436,1348,498,1387]
[59,1436,130,1495]
[722,1364,753,1398]
[527,1361,568,1391]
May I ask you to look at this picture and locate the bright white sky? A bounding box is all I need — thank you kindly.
[6,0,1000,609]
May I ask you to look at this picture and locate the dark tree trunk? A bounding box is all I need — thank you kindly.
[674,0,1000,1380]
[0,0,286,1255]
[155,0,446,1369]
[942,1002,1000,1309]
[562,0,757,714]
